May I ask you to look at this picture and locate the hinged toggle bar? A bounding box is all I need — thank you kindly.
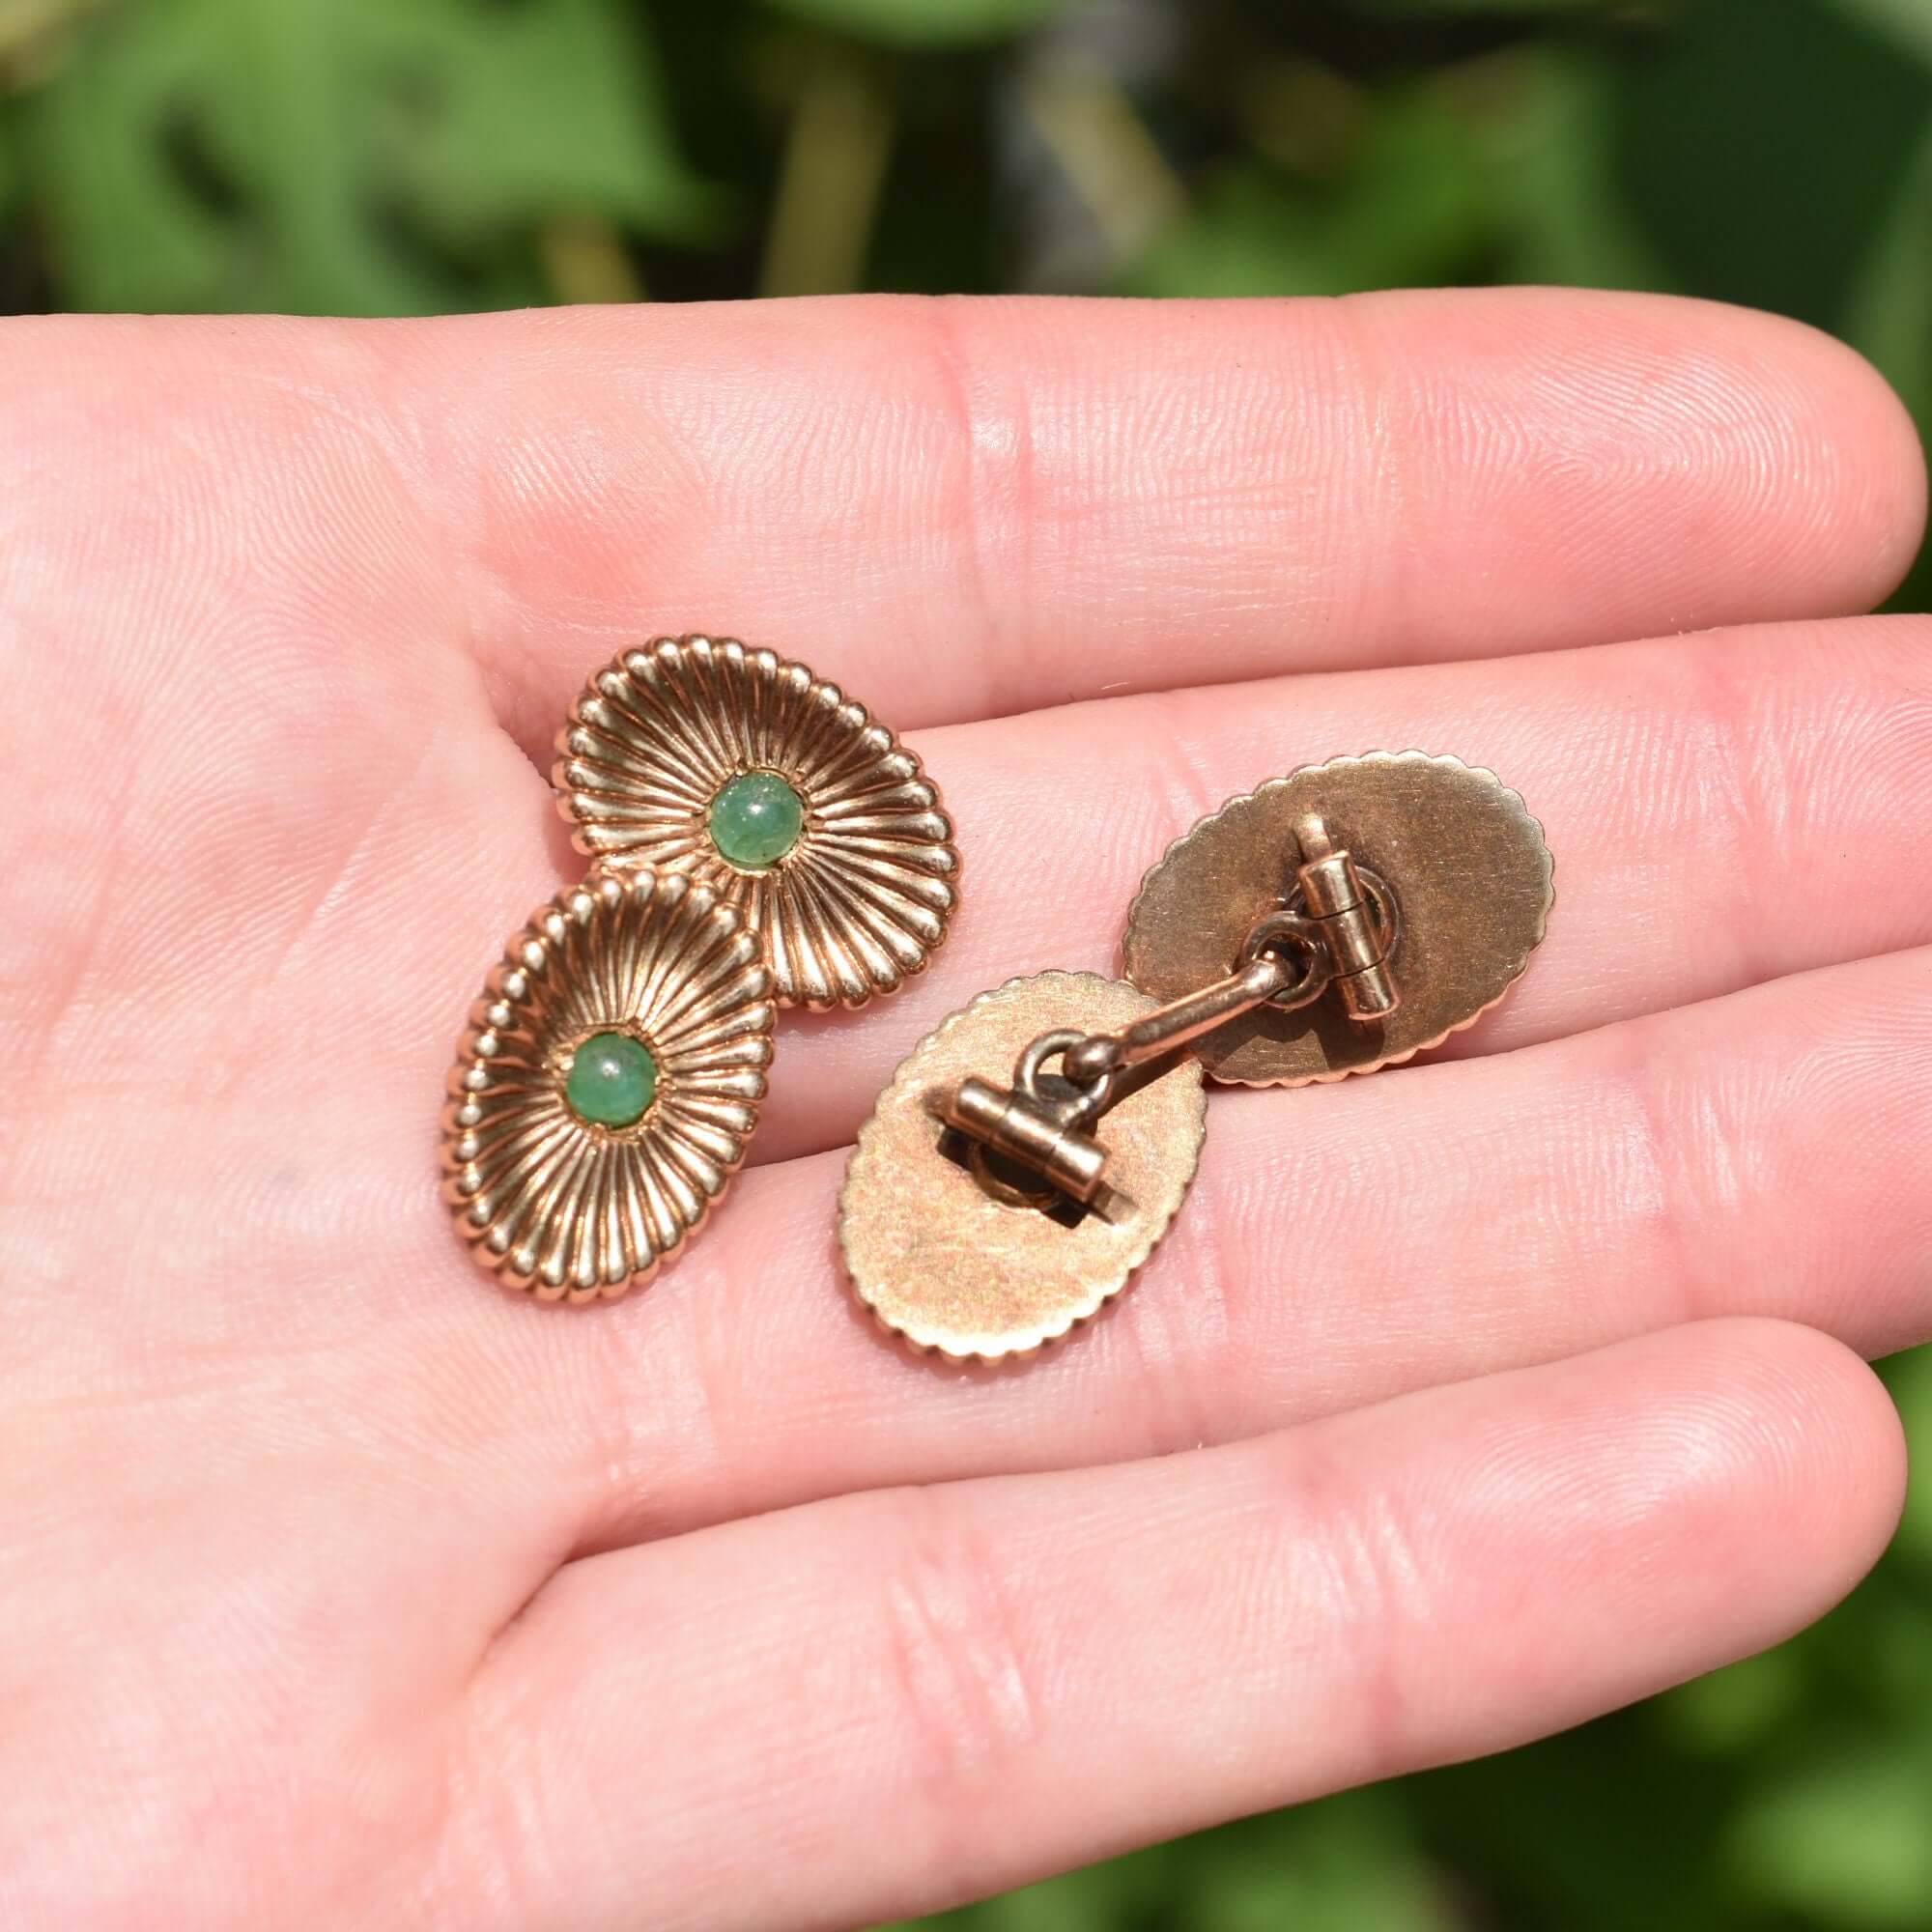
[941,812,1402,1207]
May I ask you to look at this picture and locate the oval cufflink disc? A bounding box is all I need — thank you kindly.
[838,972,1206,1362]
[1122,753,1552,1087]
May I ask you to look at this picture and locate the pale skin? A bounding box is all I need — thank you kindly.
[1,287,1928,1930]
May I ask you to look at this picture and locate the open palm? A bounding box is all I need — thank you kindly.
[2,289,1927,1930]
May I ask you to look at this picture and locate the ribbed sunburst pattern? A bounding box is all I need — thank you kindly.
[553,636,958,1009]
[441,868,775,1302]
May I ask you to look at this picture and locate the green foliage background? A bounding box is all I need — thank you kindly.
[2,0,1926,1923]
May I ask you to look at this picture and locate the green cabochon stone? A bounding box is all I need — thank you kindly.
[708,770,805,868]
[565,1032,658,1128]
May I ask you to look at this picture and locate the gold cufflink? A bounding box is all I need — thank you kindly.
[443,635,958,1303]
[838,753,1552,1361]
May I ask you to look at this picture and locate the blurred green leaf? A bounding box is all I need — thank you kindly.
[388,0,725,248]
[1660,1647,1804,1755]
[1182,1791,1452,1932]
[1120,89,1487,297]
[15,0,716,315]
[894,1788,1451,1932]
[1881,1343,1932,1562]
[1343,0,1614,12]
[1833,0,1932,64]
[1609,0,1932,331]
[1864,1589,1932,1706]
[761,0,1074,47]
[1482,46,1670,289]
[1732,1740,1932,1927]
[1845,126,1932,611]
[1410,1706,1747,1932]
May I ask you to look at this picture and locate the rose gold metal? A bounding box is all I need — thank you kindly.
[1122,753,1551,1087]
[1062,951,1292,1094]
[554,635,958,1010]
[838,972,1207,1361]
[947,953,1290,1208]
[442,867,776,1303]
[1291,813,1400,1021]
[839,750,1550,1361]
[941,885,1378,1210]
[943,1074,1112,1208]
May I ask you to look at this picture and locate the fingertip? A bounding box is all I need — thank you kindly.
[1737,307,1928,614]
[1360,289,1927,642]
[1668,1316,1907,1620]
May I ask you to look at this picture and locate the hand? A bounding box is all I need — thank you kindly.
[1,290,1924,1931]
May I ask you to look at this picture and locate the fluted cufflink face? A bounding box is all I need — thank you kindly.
[444,634,959,1305]
[554,636,958,1011]
[442,868,776,1303]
